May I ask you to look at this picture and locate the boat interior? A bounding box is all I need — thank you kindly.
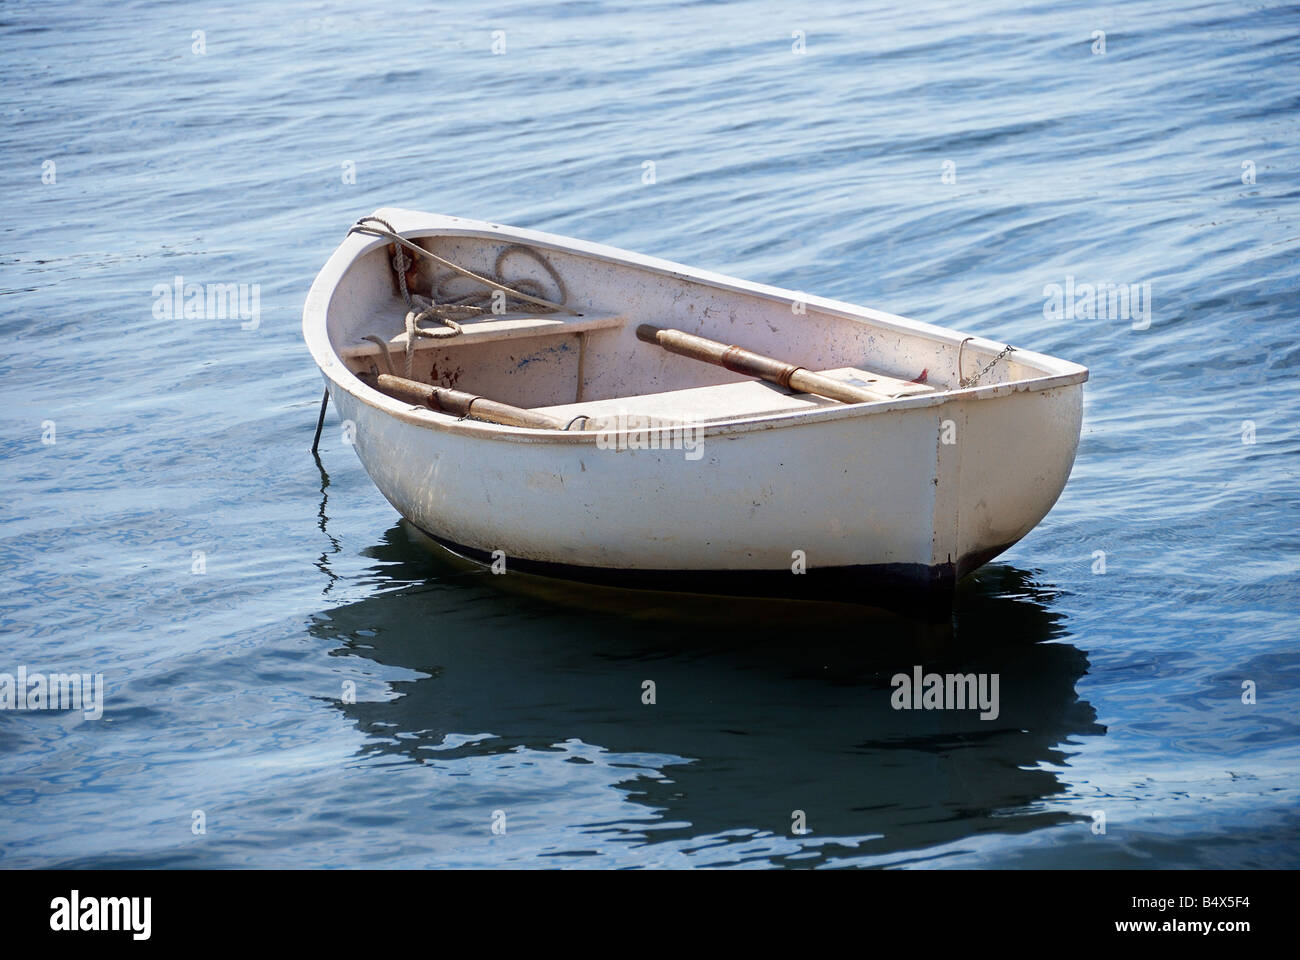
[329,232,1040,429]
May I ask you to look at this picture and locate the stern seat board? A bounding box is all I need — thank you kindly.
[535,366,936,428]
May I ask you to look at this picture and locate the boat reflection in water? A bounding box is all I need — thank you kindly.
[309,522,1105,865]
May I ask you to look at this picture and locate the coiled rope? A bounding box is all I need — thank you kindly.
[348,217,575,379]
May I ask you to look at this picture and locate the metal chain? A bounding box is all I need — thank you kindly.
[960,343,1016,388]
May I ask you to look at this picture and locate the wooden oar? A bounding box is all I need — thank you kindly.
[636,325,892,404]
[360,372,567,430]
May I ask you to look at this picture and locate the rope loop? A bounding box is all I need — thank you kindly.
[348,218,573,382]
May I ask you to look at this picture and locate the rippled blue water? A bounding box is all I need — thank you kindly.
[2,0,1298,868]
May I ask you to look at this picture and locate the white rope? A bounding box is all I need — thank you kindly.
[349,218,575,314]
[349,217,573,380]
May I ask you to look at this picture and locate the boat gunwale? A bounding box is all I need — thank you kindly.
[304,208,1090,444]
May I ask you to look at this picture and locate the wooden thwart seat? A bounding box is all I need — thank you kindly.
[339,307,627,361]
[536,366,933,428]
[540,323,937,428]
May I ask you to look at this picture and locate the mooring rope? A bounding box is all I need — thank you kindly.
[348,218,573,313]
[348,217,574,379]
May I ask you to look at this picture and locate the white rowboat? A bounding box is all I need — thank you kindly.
[304,208,1087,610]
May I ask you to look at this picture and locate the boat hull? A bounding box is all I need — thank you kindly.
[329,377,1082,607]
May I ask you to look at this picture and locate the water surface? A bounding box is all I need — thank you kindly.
[1,0,1298,867]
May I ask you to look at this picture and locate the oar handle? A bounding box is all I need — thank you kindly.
[636,324,887,404]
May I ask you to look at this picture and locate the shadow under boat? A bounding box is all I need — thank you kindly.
[309,522,1105,864]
